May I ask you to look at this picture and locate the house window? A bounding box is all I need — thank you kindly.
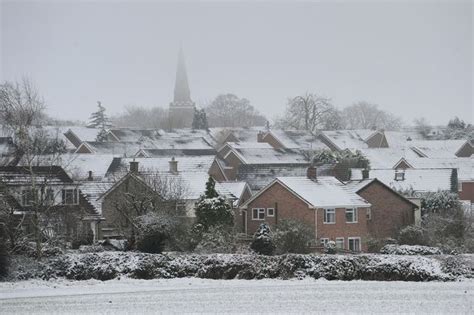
[366,208,372,220]
[21,189,35,206]
[348,237,361,252]
[62,189,78,205]
[320,238,330,247]
[44,188,54,205]
[346,208,358,223]
[267,208,275,217]
[252,208,265,220]
[394,170,405,181]
[335,238,344,249]
[324,209,335,224]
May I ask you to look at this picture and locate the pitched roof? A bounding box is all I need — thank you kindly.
[351,168,452,193]
[265,130,329,150]
[226,146,307,165]
[395,157,474,181]
[242,176,370,209]
[408,140,467,158]
[0,165,74,184]
[79,180,114,215]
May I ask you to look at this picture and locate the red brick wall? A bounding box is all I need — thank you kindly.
[242,181,370,251]
[366,133,388,148]
[357,181,415,240]
[262,133,284,150]
[459,181,474,203]
[208,160,227,182]
[456,143,473,157]
[222,152,242,180]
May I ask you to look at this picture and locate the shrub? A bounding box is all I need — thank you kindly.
[398,225,426,246]
[324,241,336,254]
[195,177,233,230]
[250,223,275,255]
[195,225,236,254]
[71,229,94,249]
[381,244,442,255]
[135,214,171,254]
[0,228,9,278]
[367,237,397,253]
[273,219,314,254]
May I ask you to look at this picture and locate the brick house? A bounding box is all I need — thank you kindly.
[345,178,418,240]
[239,167,371,252]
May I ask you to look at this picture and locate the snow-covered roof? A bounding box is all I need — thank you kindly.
[0,166,74,185]
[219,181,248,201]
[267,130,329,151]
[383,130,425,148]
[358,147,421,169]
[351,168,452,193]
[110,156,215,176]
[320,130,372,150]
[76,141,141,156]
[58,154,117,180]
[408,140,467,158]
[268,176,370,208]
[108,129,159,142]
[80,180,114,215]
[228,147,307,165]
[396,157,474,181]
[208,127,263,144]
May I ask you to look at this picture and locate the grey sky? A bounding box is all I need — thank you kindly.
[1,1,472,125]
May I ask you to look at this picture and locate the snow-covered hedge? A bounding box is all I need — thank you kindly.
[8,252,471,282]
[381,244,442,256]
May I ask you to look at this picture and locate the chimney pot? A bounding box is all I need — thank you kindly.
[362,169,369,179]
[307,166,317,180]
[87,170,93,181]
[257,131,265,143]
[169,157,178,174]
[129,161,139,173]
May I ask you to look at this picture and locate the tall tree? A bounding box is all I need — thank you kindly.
[192,108,208,130]
[87,101,112,130]
[205,94,266,127]
[194,177,233,230]
[341,101,402,130]
[277,93,334,135]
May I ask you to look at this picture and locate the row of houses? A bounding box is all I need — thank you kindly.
[0,125,472,252]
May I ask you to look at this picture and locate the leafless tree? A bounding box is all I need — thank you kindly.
[111,105,169,129]
[205,94,267,128]
[276,93,334,135]
[341,101,402,130]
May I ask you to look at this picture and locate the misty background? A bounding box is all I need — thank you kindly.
[1,1,472,125]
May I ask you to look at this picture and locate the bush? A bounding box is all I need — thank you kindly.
[195,226,236,254]
[324,241,336,254]
[0,228,9,278]
[380,244,442,255]
[135,214,171,254]
[195,177,234,230]
[398,225,426,246]
[250,223,275,255]
[71,229,94,249]
[273,219,314,254]
[367,237,397,253]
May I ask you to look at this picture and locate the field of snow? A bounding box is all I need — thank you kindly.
[0,278,472,314]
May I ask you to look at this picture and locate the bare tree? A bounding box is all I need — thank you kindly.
[111,105,169,129]
[341,101,402,130]
[0,79,70,258]
[205,94,266,127]
[276,93,334,135]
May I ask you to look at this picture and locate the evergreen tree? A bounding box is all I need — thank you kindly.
[192,108,208,130]
[250,223,275,255]
[195,177,233,230]
[87,101,112,130]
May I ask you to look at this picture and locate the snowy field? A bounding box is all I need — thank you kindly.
[0,278,473,314]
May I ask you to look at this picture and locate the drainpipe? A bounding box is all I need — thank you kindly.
[275,202,278,225]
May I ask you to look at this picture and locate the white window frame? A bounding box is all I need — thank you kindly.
[458,182,462,192]
[335,237,344,249]
[394,170,405,181]
[366,208,371,220]
[62,188,79,205]
[345,208,358,223]
[324,208,336,224]
[267,208,275,217]
[252,208,265,221]
[348,237,361,252]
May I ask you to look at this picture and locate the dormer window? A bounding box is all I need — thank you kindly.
[394,170,405,181]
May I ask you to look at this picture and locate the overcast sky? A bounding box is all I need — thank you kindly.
[1,1,472,125]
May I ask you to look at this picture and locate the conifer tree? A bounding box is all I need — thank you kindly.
[192,108,208,130]
[194,177,233,230]
[87,101,112,130]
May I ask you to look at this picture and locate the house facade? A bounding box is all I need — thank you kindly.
[239,168,371,252]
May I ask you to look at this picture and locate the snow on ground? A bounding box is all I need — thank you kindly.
[0,278,473,314]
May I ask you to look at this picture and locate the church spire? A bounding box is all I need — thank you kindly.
[173,46,192,104]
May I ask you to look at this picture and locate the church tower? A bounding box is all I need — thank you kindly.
[169,47,195,129]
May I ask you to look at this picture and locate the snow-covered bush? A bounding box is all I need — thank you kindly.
[324,241,336,254]
[135,214,171,254]
[195,226,236,254]
[71,229,94,249]
[398,225,426,246]
[250,223,275,255]
[195,177,233,230]
[366,237,397,253]
[380,244,442,255]
[273,219,314,254]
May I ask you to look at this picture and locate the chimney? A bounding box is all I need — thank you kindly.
[257,131,265,143]
[362,169,369,179]
[129,161,139,173]
[169,157,178,174]
[87,171,93,181]
[307,165,317,181]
